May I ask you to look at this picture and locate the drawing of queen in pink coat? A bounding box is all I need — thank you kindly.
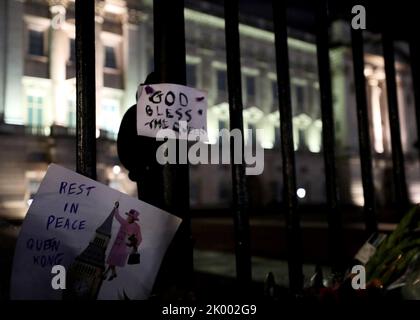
[103,202,142,281]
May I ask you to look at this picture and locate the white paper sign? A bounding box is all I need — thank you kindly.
[136,83,208,139]
[354,243,376,265]
[10,164,181,300]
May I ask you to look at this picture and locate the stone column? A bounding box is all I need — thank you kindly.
[122,9,148,111]
[257,68,275,148]
[368,78,385,154]
[49,0,69,126]
[200,52,214,105]
[396,75,408,153]
[4,0,25,125]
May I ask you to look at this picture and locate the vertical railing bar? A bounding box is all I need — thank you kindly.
[382,31,409,212]
[315,0,344,274]
[409,37,420,167]
[153,0,193,295]
[224,0,252,289]
[272,0,303,295]
[350,27,378,233]
[75,0,96,180]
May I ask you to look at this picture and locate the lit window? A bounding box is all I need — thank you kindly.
[292,83,305,114]
[218,119,228,131]
[245,75,256,98]
[296,86,304,106]
[247,123,257,146]
[68,99,76,128]
[28,179,41,199]
[28,30,44,56]
[217,69,227,93]
[148,56,154,73]
[186,63,197,87]
[272,81,278,99]
[27,95,44,127]
[274,126,281,147]
[272,80,278,104]
[218,120,229,144]
[101,99,120,137]
[69,38,76,62]
[104,46,117,69]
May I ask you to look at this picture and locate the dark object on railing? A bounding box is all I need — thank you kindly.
[272,0,303,295]
[315,0,344,274]
[75,0,96,180]
[382,31,409,212]
[117,72,165,205]
[224,0,252,290]
[351,27,378,234]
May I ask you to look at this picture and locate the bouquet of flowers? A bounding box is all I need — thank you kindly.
[366,205,420,292]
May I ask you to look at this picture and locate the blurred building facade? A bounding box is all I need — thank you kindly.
[0,0,418,219]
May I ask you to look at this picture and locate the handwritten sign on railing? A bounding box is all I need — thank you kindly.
[136,83,208,139]
[10,164,181,300]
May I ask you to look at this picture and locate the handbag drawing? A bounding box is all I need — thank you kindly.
[126,234,140,265]
[127,248,140,265]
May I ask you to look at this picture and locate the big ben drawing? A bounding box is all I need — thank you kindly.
[63,202,118,300]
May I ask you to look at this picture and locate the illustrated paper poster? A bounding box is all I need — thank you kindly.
[10,164,181,300]
[136,83,208,139]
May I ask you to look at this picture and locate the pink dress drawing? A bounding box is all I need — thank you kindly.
[107,208,142,267]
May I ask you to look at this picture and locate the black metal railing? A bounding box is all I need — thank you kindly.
[224,0,252,292]
[75,0,96,180]
[351,25,377,234]
[382,30,410,214]
[73,0,417,297]
[272,0,302,296]
[315,0,345,276]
